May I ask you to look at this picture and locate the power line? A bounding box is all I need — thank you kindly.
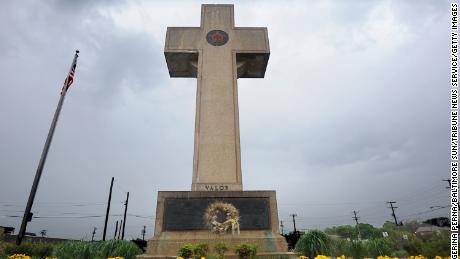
[429,205,449,210]
[0,201,107,206]
[0,213,152,219]
[399,206,449,220]
[279,200,385,207]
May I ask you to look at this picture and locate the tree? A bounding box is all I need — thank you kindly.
[324,225,356,239]
[356,223,381,239]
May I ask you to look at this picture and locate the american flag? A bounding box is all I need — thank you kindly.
[61,51,79,93]
[63,62,76,91]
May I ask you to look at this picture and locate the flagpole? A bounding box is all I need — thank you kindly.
[16,50,79,245]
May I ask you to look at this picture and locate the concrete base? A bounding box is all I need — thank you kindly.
[138,252,296,259]
[146,231,288,257]
[144,191,288,257]
[139,253,296,259]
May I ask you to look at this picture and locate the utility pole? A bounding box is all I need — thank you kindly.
[142,225,146,241]
[290,214,298,234]
[443,179,452,189]
[91,227,97,242]
[118,220,123,239]
[121,192,129,240]
[103,177,114,241]
[352,210,361,240]
[387,201,399,225]
[280,220,284,235]
[114,220,118,240]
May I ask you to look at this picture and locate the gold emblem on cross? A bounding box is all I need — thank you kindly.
[206,30,229,46]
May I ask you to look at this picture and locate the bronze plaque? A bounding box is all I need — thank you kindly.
[163,197,270,231]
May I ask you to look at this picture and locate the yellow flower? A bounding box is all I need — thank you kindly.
[300,256,309,259]
[8,255,32,259]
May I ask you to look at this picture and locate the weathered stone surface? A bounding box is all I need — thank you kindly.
[164,4,270,191]
[163,197,270,231]
[141,5,288,258]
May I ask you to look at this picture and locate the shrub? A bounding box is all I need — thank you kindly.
[178,243,194,259]
[98,240,142,259]
[295,230,332,258]
[53,241,92,259]
[235,243,257,259]
[391,249,409,258]
[2,241,53,258]
[214,242,228,259]
[53,240,141,259]
[193,243,209,259]
[348,240,365,259]
[365,238,393,258]
[330,239,350,256]
[420,231,451,258]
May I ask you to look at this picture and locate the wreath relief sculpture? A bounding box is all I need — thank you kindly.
[204,201,240,235]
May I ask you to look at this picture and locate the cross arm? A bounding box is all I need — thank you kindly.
[165,27,201,78]
[234,27,270,78]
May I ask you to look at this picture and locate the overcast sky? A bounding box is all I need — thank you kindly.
[0,0,451,240]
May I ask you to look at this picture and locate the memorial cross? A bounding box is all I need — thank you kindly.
[165,4,270,191]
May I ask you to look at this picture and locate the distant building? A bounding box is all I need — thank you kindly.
[415,225,450,237]
[423,217,450,227]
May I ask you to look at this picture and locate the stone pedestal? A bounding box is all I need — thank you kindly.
[142,191,288,258]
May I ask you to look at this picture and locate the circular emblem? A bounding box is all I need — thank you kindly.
[206,30,229,46]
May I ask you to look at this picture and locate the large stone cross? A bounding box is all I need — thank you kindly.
[165,4,270,191]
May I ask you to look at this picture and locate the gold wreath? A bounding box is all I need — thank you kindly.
[204,201,240,235]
